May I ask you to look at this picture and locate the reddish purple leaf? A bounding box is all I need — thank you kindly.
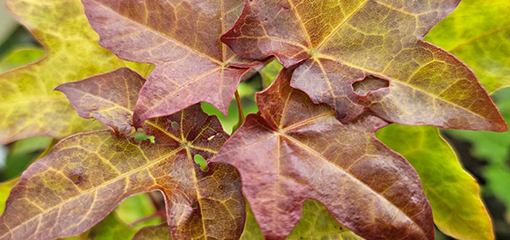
[210,68,434,240]
[222,0,507,132]
[56,68,145,136]
[0,105,245,240]
[81,0,260,125]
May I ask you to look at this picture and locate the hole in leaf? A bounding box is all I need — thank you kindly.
[69,173,82,184]
[352,75,389,96]
[207,135,216,141]
[134,133,155,143]
[194,154,208,171]
[191,201,199,209]
[171,121,180,130]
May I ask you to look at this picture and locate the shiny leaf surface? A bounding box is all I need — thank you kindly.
[222,0,506,131]
[0,0,146,144]
[0,105,245,240]
[81,0,260,125]
[425,0,510,94]
[377,124,494,240]
[56,68,145,136]
[211,69,434,240]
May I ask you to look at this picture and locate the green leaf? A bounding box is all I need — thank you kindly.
[0,47,45,73]
[259,58,283,89]
[0,178,18,215]
[376,124,494,240]
[115,194,160,229]
[287,200,363,240]
[132,223,172,240]
[222,0,506,132]
[0,0,147,144]
[86,213,136,240]
[444,88,510,226]
[425,0,510,94]
[211,68,434,240]
[241,200,363,240]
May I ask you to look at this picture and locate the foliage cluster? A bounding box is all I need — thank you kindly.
[0,0,509,239]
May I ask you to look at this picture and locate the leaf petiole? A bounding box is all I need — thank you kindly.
[232,90,245,132]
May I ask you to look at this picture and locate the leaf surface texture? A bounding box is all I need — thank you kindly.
[222,0,506,131]
[0,0,146,144]
[81,0,260,124]
[211,69,434,240]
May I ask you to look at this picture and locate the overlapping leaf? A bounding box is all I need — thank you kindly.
[425,0,510,94]
[0,0,147,144]
[222,0,506,131]
[377,125,494,240]
[0,70,245,240]
[81,0,260,125]
[56,68,146,136]
[211,68,434,240]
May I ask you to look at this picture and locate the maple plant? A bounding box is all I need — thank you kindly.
[0,0,507,239]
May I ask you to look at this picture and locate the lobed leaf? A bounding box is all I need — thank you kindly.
[377,124,494,240]
[425,0,510,94]
[0,104,245,240]
[0,0,147,144]
[211,68,434,240]
[222,0,507,132]
[56,68,146,136]
[81,0,260,125]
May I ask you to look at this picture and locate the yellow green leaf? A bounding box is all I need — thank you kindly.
[115,193,160,230]
[132,223,172,240]
[0,0,147,144]
[0,47,45,73]
[0,178,18,215]
[425,0,510,94]
[240,200,364,240]
[377,124,494,240]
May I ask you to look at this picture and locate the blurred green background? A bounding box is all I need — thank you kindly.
[1,1,509,239]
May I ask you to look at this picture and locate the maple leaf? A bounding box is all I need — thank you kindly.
[210,68,434,240]
[0,0,148,144]
[81,0,260,126]
[0,69,244,240]
[222,0,507,132]
[56,68,146,136]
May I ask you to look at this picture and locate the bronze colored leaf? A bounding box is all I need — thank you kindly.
[0,105,245,240]
[56,68,145,136]
[210,68,434,240]
[222,0,507,132]
[81,0,260,125]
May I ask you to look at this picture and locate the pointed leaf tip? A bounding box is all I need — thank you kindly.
[0,0,149,144]
[211,69,434,240]
[56,68,145,136]
[0,105,244,240]
[223,0,506,131]
[81,0,260,124]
